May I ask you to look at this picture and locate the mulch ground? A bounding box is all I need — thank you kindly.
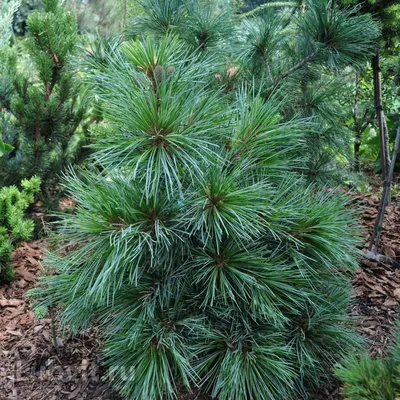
[1,179,400,400]
[312,177,400,400]
[0,241,118,400]
[350,174,400,358]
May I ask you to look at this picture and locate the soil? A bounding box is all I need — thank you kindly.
[0,240,118,400]
[311,177,400,400]
[1,181,400,400]
[350,183,400,357]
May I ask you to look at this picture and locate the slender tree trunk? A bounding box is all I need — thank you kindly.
[372,53,390,180]
[368,121,400,254]
[353,73,361,172]
[354,131,362,172]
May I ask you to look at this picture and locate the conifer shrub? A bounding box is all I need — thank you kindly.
[0,0,86,198]
[0,176,41,283]
[336,326,400,399]
[127,0,380,183]
[35,33,363,400]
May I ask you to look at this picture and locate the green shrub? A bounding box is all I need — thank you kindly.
[336,327,400,399]
[34,33,364,400]
[0,176,41,283]
[0,0,86,199]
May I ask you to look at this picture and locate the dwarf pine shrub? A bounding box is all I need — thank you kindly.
[336,326,400,400]
[32,30,366,399]
[0,176,41,283]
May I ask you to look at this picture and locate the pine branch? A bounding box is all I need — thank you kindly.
[0,0,21,46]
[45,65,60,102]
[239,1,297,19]
[266,49,320,93]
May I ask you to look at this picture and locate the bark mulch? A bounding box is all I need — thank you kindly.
[1,182,400,400]
[352,189,400,356]
[312,181,400,399]
[0,240,118,400]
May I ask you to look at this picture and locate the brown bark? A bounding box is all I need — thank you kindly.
[353,73,361,172]
[272,50,319,89]
[369,121,400,253]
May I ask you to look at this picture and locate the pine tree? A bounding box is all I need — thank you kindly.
[0,0,20,156]
[126,0,380,183]
[0,0,86,199]
[0,176,41,283]
[34,27,364,399]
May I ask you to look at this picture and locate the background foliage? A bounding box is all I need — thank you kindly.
[0,0,87,202]
[336,325,400,399]
[0,176,40,283]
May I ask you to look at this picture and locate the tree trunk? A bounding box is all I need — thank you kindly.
[353,72,361,172]
[368,121,400,254]
[372,53,390,180]
[354,131,362,172]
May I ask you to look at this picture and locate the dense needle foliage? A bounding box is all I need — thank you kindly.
[336,326,400,399]
[127,0,380,182]
[33,29,366,399]
[0,0,21,45]
[0,176,40,283]
[0,0,86,198]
